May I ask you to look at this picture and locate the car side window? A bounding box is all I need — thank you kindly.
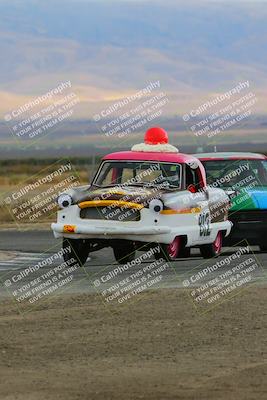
[185,165,201,190]
[262,162,267,182]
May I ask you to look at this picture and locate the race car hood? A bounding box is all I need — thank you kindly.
[65,185,166,206]
[231,186,267,211]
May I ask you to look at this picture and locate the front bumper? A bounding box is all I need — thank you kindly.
[51,205,175,243]
[51,204,232,245]
[51,222,171,236]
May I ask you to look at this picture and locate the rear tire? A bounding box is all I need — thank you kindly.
[178,247,191,258]
[259,243,267,252]
[63,238,90,267]
[200,231,223,259]
[155,236,181,262]
[113,241,136,264]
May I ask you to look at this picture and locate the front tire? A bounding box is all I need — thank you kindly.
[200,231,223,259]
[113,241,136,264]
[63,238,90,267]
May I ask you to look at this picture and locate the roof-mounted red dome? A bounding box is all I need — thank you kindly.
[144,127,169,145]
[131,126,179,153]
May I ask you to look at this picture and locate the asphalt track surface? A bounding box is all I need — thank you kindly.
[0,230,266,302]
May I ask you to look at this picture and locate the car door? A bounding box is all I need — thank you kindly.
[185,163,212,244]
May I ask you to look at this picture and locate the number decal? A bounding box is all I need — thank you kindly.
[198,212,211,237]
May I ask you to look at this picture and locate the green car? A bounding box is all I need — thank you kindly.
[195,152,267,251]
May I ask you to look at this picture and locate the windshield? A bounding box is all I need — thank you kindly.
[202,159,267,189]
[93,161,182,189]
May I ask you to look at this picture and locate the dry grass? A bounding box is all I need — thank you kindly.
[0,161,91,223]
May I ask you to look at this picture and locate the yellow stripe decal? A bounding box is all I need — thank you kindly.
[160,207,201,215]
[78,200,144,210]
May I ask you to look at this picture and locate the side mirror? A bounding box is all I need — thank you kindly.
[187,184,197,193]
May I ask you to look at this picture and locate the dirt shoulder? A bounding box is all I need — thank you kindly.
[0,287,266,400]
[0,223,51,231]
[0,251,18,261]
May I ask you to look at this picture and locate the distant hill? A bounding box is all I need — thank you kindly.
[0,0,267,121]
[0,0,266,159]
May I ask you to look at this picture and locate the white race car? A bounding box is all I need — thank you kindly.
[51,127,232,265]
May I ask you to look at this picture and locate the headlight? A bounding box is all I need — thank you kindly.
[149,199,163,213]
[57,194,73,209]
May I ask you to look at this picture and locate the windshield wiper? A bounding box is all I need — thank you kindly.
[93,182,179,190]
[93,184,118,188]
[128,182,166,189]
[127,183,147,187]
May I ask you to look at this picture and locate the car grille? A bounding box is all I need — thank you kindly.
[80,207,141,222]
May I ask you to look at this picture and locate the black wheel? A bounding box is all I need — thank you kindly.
[63,238,90,267]
[200,231,223,259]
[113,241,136,264]
[259,243,267,252]
[178,247,191,258]
[155,237,181,262]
